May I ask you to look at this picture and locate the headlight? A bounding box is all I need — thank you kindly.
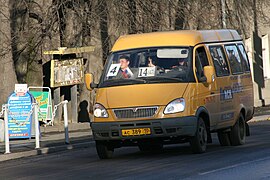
[164,98,185,114]
[93,103,108,118]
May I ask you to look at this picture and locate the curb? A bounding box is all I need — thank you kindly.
[0,140,94,162]
[249,114,270,123]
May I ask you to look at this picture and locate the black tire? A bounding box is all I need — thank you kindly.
[190,117,207,153]
[95,141,114,159]
[217,131,231,146]
[229,114,246,146]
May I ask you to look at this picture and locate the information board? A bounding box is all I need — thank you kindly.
[50,58,84,87]
[7,92,33,139]
[29,91,52,122]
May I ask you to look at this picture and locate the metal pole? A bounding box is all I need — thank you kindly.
[4,104,10,154]
[63,100,69,144]
[71,85,78,123]
[34,104,40,149]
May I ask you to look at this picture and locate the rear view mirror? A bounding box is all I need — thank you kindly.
[85,73,97,91]
[157,48,189,58]
[203,66,215,84]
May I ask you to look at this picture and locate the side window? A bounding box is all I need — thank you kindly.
[195,47,209,81]
[237,44,250,72]
[209,46,230,77]
[225,44,244,74]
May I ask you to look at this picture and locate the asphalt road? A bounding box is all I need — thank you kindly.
[1,120,270,180]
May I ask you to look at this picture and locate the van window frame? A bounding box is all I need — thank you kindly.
[194,45,210,82]
[224,44,244,75]
[208,45,230,77]
[237,43,251,73]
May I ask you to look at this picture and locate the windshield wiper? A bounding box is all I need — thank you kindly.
[103,78,147,86]
[101,76,182,88]
[140,76,183,83]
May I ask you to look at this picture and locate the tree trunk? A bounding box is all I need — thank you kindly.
[10,1,29,83]
[175,0,186,30]
[78,1,92,121]
[80,0,105,116]
[128,0,137,34]
[0,0,18,106]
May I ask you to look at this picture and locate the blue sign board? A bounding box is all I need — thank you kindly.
[7,92,33,139]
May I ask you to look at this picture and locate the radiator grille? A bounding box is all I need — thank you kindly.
[113,106,158,119]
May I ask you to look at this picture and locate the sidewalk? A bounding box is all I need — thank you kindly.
[250,105,270,122]
[0,122,93,162]
[249,114,270,122]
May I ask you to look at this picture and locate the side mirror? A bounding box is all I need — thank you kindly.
[199,76,207,82]
[84,73,97,91]
[203,66,215,84]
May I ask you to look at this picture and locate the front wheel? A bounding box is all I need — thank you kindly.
[229,114,246,146]
[95,141,114,159]
[190,117,207,154]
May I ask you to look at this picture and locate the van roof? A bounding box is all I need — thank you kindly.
[111,29,242,52]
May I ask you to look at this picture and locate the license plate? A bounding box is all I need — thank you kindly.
[122,128,151,136]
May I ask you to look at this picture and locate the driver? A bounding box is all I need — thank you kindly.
[172,58,187,71]
[117,55,134,79]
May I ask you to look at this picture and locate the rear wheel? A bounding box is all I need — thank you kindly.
[190,117,207,153]
[229,114,246,146]
[217,130,231,146]
[95,141,114,159]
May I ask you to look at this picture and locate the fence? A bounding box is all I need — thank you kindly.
[0,100,69,154]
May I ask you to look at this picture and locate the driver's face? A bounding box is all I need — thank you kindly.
[179,60,185,65]
[119,58,129,69]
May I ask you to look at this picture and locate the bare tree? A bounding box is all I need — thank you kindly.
[0,0,18,105]
[2,0,270,109]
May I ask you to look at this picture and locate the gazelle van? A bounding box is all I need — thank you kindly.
[85,29,254,159]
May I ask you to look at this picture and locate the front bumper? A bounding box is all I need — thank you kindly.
[91,116,197,140]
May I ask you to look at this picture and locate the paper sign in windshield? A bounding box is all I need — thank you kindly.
[138,67,156,77]
[107,64,121,77]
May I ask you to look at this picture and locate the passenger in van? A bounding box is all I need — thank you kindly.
[211,49,228,76]
[117,55,134,79]
[172,58,188,71]
[148,57,156,67]
[227,50,242,73]
[147,56,165,74]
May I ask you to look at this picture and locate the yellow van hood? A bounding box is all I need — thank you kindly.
[96,83,188,109]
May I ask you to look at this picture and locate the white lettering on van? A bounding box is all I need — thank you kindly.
[220,88,233,101]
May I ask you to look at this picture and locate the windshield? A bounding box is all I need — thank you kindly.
[99,47,194,87]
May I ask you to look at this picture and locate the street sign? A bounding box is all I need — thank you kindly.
[7,92,33,139]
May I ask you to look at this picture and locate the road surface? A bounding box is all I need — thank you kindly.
[0,120,270,180]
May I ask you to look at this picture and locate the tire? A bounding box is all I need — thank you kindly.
[217,131,231,146]
[190,117,207,153]
[95,141,114,159]
[229,114,246,146]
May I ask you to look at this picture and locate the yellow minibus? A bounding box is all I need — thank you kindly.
[85,29,254,159]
